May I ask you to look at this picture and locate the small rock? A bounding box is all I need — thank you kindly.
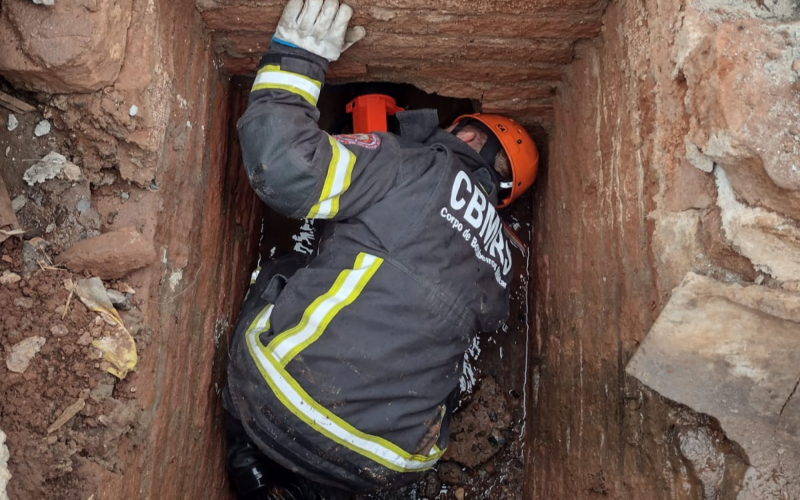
[421,474,442,499]
[437,461,464,486]
[89,171,117,187]
[793,60,800,74]
[120,191,129,201]
[1,255,12,264]
[32,0,55,4]
[454,487,465,500]
[89,377,115,403]
[1,429,10,500]
[105,288,130,310]
[10,195,26,213]
[50,325,69,337]
[56,227,157,279]
[13,297,34,309]
[22,238,49,275]
[62,162,82,182]
[77,331,93,346]
[7,113,18,132]
[76,198,91,214]
[6,336,46,373]
[23,152,69,186]
[0,271,21,285]
[34,120,51,137]
[443,376,512,468]
[129,105,139,117]
[483,463,496,475]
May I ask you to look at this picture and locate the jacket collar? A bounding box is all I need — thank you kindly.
[396,109,499,204]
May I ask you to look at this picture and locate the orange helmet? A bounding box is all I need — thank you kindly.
[451,114,539,208]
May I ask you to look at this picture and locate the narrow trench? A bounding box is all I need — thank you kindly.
[223,77,543,499]
[2,2,798,500]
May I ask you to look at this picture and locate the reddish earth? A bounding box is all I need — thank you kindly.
[0,240,143,500]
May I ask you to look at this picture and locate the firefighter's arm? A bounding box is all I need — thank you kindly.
[238,0,401,220]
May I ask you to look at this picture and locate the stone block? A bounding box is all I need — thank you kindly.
[627,272,800,498]
[716,167,800,282]
[45,0,169,187]
[369,60,564,83]
[359,9,603,40]
[343,0,602,14]
[682,19,800,220]
[57,226,157,279]
[663,157,716,212]
[0,0,133,93]
[653,210,703,290]
[698,208,757,281]
[201,5,602,40]
[217,32,574,65]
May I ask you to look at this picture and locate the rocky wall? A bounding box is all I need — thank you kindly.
[197,0,611,128]
[0,0,261,499]
[527,0,799,499]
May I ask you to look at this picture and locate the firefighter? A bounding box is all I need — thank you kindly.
[222,0,540,498]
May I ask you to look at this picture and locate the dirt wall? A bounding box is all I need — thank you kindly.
[1,0,261,499]
[81,1,262,497]
[527,0,800,499]
[197,0,611,127]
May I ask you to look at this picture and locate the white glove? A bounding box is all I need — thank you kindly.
[274,0,366,62]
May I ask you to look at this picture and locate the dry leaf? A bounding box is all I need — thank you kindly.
[0,176,20,244]
[74,277,137,379]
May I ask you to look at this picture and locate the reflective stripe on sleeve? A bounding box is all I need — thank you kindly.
[268,253,381,366]
[252,65,322,106]
[306,136,355,219]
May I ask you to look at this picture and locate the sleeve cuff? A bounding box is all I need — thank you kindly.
[257,42,329,84]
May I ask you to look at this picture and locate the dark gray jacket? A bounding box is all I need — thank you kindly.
[227,42,515,492]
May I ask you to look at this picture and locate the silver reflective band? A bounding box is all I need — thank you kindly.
[500,181,514,189]
[252,65,321,106]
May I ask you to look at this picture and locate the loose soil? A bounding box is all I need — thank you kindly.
[0,239,144,500]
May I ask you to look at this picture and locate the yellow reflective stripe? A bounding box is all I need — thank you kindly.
[257,65,322,88]
[251,65,321,106]
[306,136,355,219]
[245,304,274,340]
[246,325,445,473]
[268,253,380,366]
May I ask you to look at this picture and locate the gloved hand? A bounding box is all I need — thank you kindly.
[274,0,366,62]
